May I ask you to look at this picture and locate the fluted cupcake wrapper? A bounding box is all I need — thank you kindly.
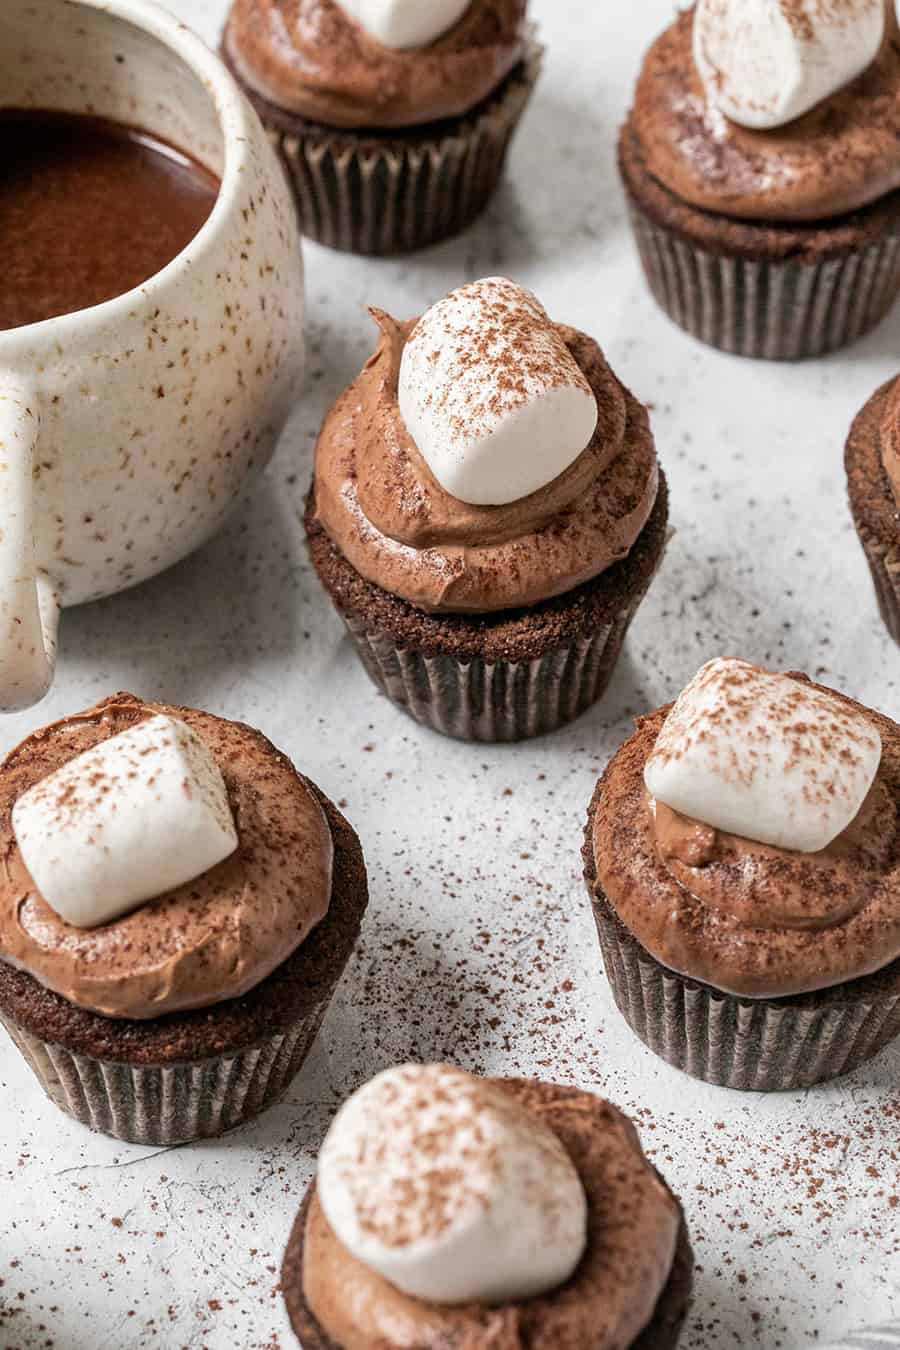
[592,897,900,1092]
[264,40,542,255]
[625,195,900,361]
[340,605,639,743]
[0,995,330,1146]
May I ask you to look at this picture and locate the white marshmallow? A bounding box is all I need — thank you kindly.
[317,1063,588,1305]
[398,278,599,507]
[12,715,238,928]
[645,659,882,854]
[693,0,884,130]
[334,0,471,49]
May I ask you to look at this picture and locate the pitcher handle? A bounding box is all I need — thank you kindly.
[0,376,60,711]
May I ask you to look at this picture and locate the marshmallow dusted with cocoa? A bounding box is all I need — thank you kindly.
[693,0,884,130]
[644,659,882,853]
[334,0,471,49]
[317,1063,588,1305]
[12,715,238,928]
[398,278,599,507]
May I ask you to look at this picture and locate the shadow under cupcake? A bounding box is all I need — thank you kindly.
[583,658,900,1092]
[0,694,367,1145]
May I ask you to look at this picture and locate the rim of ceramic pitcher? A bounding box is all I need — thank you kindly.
[0,0,251,353]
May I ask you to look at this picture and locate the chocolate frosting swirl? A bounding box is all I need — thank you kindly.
[591,678,900,999]
[312,312,659,614]
[652,777,895,930]
[301,1079,681,1350]
[629,9,900,222]
[0,694,334,1020]
[222,0,527,129]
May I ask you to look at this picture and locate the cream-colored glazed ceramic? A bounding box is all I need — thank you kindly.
[0,0,305,710]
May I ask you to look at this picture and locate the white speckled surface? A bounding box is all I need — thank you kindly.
[2,1,900,1347]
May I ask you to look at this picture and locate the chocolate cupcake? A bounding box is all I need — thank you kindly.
[305,277,669,743]
[282,1063,694,1349]
[583,659,900,1092]
[846,375,900,644]
[620,1,900,359]
[0,694,367,1145]
[221,0,541,255]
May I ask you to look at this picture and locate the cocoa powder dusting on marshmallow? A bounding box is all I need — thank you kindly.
[404,281,592,449]
[652,660,880,815]
[779,0,877,43]
[329,1065,499,1249]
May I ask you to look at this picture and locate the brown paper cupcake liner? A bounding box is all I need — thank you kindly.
[591,895,900,1092]
[624,195,900,361]
[0,995,331,1146]
[247,40,542,256]
[341,603,641,743]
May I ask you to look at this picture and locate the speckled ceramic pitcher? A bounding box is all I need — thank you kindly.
[0,0,305,710]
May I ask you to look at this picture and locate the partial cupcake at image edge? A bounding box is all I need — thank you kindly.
[583,658,900,1091]
[0,694,367,1145]
[620,0,900,359]
[220,0,542,255]
[846,373,900,644]
[281,1063,694,1349]
[304,276,669,743]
